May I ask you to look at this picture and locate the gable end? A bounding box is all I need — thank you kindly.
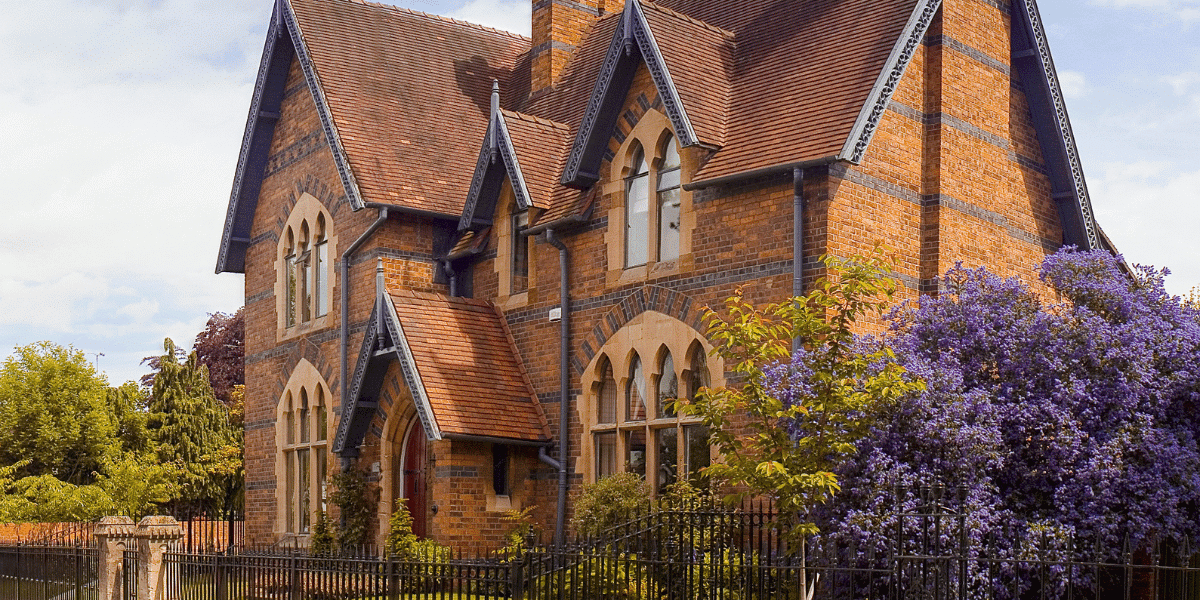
[840,0,943,165]
[215,0,367,274]
[560,0,698,188]
[459,112,534,231]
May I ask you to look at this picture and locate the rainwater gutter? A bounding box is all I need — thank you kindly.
[792,167,805,353]
[544,228,571,548]
[682,155,840,191]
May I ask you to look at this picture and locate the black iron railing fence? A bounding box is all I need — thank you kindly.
[2,492,1200,600]
[0,544,99,600]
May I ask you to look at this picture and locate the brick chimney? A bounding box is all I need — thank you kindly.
[531,0,624,94]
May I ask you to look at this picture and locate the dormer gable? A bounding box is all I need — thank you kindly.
[560,0,732,188]
[460,83,574,231]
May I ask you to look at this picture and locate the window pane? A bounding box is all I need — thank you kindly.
[512,212,529,293]
[598,362,616,424]
[286,411,295,445]
[658,352,677,418]
[299,390,309,444]
[655,427,678,494]
[626,174,650,267]
[658,184,680,262]
[493,445,510,496]
[625,430,646,478]
[286,451,295,533]
[285,255,297,328]
[298,252,312,323]
[685,425,711,487]
[627,355,646,421]
[662,136,680,170]
[595,432,617,480]
[298,449,310,533]
[316,447,327,511]
[689,345,709,401]
[316,403,327,442]
[315,242,329,317]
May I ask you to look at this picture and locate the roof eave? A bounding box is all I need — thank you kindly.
[837,0,943,165]
[560,0,700,188]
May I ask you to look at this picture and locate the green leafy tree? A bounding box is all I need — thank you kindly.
[680,250,924,542]
[147,338,239,513]
[0,342,117,484]
[108,381,151,456]
[571,472,651,538]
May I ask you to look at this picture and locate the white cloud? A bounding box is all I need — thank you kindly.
[446,0,532,36]
[1090,0,1200,20]
[1090,161,1200,295]
[0,0,257,383]
[1059,71,1088,99]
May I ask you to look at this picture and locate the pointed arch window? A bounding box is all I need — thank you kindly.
[589,335,713,495]
[278,194,335,336]
[281,384,329,535]
[625,145,651,267]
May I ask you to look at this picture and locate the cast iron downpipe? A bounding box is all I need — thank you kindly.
[339,206,389,446]
[442,259,458,297]
[544,228,570,548]
[792,167,805,353]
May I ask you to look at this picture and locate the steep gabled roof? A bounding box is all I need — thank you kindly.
[217,0,530,273]
[459,86,574,230]
[558,0,732,187]
[690,0,936,182]
[1011,0,1102,250]
[336,286,550,454]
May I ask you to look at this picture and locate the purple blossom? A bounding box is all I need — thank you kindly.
[811,249,1200,560]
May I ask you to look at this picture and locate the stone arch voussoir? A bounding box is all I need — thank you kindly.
[574,285,707,376]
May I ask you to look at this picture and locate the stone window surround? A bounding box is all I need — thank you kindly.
[275,193,338,342]
[577,310,724,490]
[274,358,332,543]
[379,394,420,545]
[493,181,536,310]
[603,109,696,287]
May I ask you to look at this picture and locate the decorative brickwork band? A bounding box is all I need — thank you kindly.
[576,285,706,372]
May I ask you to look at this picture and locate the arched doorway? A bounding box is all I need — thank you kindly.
[397,420,427,538]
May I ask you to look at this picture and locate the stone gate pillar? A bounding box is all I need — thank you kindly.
[94,516,136,600]
[134,516,184,600]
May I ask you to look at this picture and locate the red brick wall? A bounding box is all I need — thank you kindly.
[242,55,450,546]
[243,0,1074,547]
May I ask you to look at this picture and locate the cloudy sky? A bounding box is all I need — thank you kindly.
[0,0,1196,386]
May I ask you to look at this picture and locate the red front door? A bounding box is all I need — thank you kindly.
[401,421,427,538]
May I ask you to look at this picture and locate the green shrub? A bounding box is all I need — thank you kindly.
[309,510,336,557]
[572,472,650,539]
[500,505,540,557]
[534,548,656,600]
[329,468,373,551]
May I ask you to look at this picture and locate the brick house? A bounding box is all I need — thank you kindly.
[216,0,1110,548]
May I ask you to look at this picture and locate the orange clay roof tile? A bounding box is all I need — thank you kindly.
[288,0,531,216]
[386,289,550,442]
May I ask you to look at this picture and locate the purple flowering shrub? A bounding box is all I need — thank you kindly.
[813,249,1200,563]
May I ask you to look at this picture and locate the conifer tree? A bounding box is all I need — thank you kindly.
[147,338,240,513]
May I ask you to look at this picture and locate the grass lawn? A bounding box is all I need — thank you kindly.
[0,577,78,598]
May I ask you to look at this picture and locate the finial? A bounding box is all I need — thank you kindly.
[375,258,385,295]
[490,80,501,164]
[490,79,500,120]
